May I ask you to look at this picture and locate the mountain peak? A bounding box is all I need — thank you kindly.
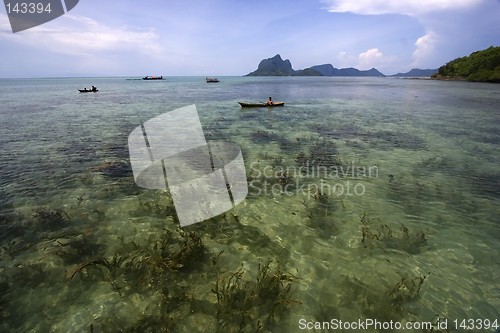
[246,54,295,76]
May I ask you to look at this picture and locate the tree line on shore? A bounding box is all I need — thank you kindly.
[432,46,500,83]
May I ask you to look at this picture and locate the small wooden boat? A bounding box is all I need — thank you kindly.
[206,77,219,83]
[143,76,164,80]
[78,89,98,93]
[238,102,285,107]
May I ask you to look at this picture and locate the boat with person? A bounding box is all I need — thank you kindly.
[238,101,285,107]
[206,77,220,83]
[143,76,164,80]
[78,86,98,93]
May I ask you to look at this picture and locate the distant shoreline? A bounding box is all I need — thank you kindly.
[430,76,468,82]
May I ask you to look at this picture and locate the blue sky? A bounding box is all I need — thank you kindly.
[0,0,499,77]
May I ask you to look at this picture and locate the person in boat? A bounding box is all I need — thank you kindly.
[91,85,97,92]
[83,88,88,91]
[266,97,274,105]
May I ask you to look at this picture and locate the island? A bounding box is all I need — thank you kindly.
[245,54,321,76]
[246,53,486,78]
[245,54,384,77]
[432,46,500,83]
[310,64,384,77]
[389,68,438,77]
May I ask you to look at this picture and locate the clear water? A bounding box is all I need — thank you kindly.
[0,77,499,332]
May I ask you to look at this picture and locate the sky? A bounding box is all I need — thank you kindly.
[0,0,499,77]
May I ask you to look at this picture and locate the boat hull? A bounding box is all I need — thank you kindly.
[238,102,285,107]
[143,76,163,80]
[78,89,98,93]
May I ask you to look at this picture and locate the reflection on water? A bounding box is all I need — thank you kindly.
[0,77,499,332]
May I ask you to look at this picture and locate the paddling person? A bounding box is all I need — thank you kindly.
[266,97,274,105]
[91,85,97,92]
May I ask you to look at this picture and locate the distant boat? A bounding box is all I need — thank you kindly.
[78,88,98,93]
[143,76,164,80]
[238,102,285,107]
[206,77,219,83]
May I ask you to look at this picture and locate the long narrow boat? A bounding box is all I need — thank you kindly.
[78,89,98,93]
[143,76,164,80]
[238,102,285,107]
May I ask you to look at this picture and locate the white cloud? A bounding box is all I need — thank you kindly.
[324,0,484,16]
[411,31,438,67]
[336,51,357,67]
[323,0,494,71]
[359,48,383,67]
[357,48,396,70]
[0,13,164,58]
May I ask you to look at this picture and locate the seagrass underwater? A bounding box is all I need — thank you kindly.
[248,160,378,198]
[1,76,499,332]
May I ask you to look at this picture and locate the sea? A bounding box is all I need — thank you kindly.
[0,76,499,332]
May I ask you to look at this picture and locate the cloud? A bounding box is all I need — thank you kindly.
[358,48,383,67]
[0,13,164,58]
[411,31,438,67]
[358,48,396,70]
[323,0,496,71]
[324,0,484,16]
[336,51,357,67]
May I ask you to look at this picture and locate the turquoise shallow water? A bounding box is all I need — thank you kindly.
[0,76,499,332]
